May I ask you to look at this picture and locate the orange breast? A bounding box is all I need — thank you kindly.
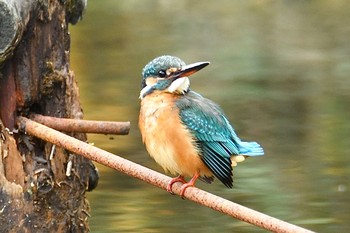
[139,92,212,178]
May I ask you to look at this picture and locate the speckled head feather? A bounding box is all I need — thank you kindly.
[141,55,186,88]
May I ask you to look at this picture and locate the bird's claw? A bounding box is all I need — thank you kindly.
[167,175,186,194]
[179,183,195,199]
[167,172,200,198]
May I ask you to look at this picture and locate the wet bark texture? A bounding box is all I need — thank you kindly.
[0,0,96,232]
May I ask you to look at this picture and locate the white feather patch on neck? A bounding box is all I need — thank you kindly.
[139,85,153,99]
[139,77,190,99]
[167,77,190,94]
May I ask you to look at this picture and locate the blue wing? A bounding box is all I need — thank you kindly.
[176,91,264,188]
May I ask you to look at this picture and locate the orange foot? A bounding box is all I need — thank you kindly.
[167,172,201,198]
[167,175,187,194]
[179,172,200,199]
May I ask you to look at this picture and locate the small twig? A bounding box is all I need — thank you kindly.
[18,117,315,233]
[49,144,56,160]
[66,154,73,177]
[30,114,130,135]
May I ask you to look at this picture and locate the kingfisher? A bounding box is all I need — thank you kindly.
[139,55,264,197]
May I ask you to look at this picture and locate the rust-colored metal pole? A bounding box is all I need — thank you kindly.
[18,117,315,233]
[30,114,130,135]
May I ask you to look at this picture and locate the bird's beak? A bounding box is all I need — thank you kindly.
[174,61,210,78]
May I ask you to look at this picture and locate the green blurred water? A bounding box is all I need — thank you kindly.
[70,1,350,232]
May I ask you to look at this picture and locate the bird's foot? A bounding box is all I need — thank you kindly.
[167,175,186,194]
[179,172,200,199]
[179,183,194,199]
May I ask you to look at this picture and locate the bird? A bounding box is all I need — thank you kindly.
[138,55,264,197]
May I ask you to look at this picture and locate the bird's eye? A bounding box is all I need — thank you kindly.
[158,70,166,78]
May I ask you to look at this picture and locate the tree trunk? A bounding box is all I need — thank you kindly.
[0,0,96,232]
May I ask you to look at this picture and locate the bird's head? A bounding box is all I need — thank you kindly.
[140,55,209,99]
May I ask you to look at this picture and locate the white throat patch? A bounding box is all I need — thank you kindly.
[139,77,190,99]
[139,85,154,99]
[167,77,190,94]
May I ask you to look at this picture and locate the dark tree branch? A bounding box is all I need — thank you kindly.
[30,114,130,135]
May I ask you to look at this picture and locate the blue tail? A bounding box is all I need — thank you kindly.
[238,141,264,156]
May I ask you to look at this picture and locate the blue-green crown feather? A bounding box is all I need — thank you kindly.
[176,91,264,188]
[141,55,185,88]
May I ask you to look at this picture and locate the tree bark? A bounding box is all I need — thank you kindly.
[0,0,32,63]
[0,0,96,232]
